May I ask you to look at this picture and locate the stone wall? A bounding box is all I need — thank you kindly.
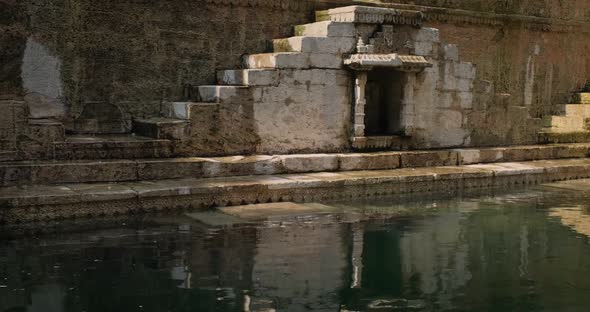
[3,0,590,154]
[0,0,319,130]
[377,0,590,20]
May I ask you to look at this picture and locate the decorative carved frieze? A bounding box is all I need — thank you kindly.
[202,0,313,11]
[325,6,423,26]
[344,54,431,71]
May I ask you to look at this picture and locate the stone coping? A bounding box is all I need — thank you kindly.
[1,158,590,224]
[1,143,589,187]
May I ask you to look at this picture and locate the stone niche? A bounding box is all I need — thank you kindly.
[345,51,432,150]
[365,69,406,136]
[331,5,477,151]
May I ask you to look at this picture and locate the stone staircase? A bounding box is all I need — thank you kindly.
[21,119,177,161]
[156,12,363,156]
[539,92,590,143]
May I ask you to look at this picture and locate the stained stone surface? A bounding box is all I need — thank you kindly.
[2,158,590,223]
[0,143,589,187]
[3,1,590,159]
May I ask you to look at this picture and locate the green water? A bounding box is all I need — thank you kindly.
[2,183,590,311]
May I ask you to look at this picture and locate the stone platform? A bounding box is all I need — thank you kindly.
[1,143,589,187]
[2,157,590,224]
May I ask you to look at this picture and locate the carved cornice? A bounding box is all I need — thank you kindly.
[325,5,423,26]
[344,54,432,72]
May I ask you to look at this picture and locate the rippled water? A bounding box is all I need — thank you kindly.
[2,182,590,312]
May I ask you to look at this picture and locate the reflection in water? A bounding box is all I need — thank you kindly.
[2,186,590,311]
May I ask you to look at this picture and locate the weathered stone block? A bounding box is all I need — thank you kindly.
[202,155,282,177]
[168,102,191,120]
[544,115,585,131]
[440,64,457,91]
[244,53,310,69]
[563,104,590,116]
[443,44,459,61]
[458,92,474,109]
[138,158,208,180]
[477,148,505,163]
[198,85,251,103]
[454,149,481,165]
[217,69,279,86]
[457,78,474,92]
[294,21,356,38]
[339,152,401,171]
[413,27,440,43]
[133,118,189,140]
[438,92,454,108]
[552,144,590,158]
[280,154,339,173]
[571,93,590,104]
[503,146,553,161]
[454,62,476,79]
[273,36,356,54]
[309,53,343,69]
[279,69,350,86]
[414,41,434,56]
[31,161,138,185]
[400,151,459,168]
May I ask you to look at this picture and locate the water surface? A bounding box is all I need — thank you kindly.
[2,182,590,311]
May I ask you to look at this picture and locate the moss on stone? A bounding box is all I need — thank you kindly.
[315,10,329,22]
[294,25,306,36]
[273,39,294,52]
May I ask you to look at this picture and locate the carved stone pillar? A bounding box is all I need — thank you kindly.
[400,74,416,136]
[353,71,368,138]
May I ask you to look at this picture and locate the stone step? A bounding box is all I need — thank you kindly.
[165,102,219,120]
[542,115,587,130]
[3,158,590,223]
[2,144,589,187]
[19,119,67,160]
[571,93,590,104]
[216,69,278,86]
[133,118,189,140]
[294,21,355,38]
[272,36,356,54]
[29,119,66,142]
[538,131,590,144]
[243,52,342,70]
[244,52,309,69]
[553,104,590,116]
[197,85,251,103]
[53,135,173,160]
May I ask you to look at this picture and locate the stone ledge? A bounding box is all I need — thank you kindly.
[1,158,590,224]
[1,143,590,187]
